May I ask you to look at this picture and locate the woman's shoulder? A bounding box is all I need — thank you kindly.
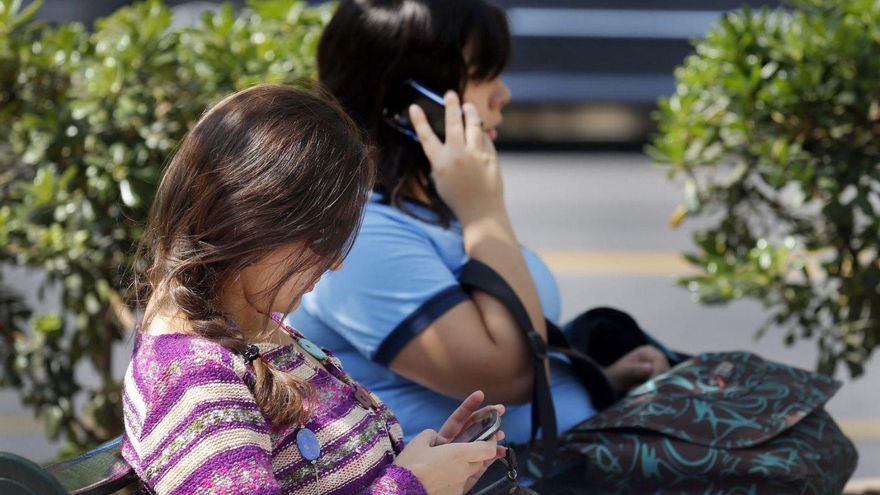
[364,198,417,226]
[362,196,457,245]
[127,331,247,393]
[365,193,444,227]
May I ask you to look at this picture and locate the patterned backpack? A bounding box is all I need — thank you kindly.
[460,260,858,494]
[553,351,857,494]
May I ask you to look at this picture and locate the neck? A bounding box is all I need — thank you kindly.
[403,178,431,204]
[220,287,272,341]
[143,282,278,342]
[412,185,430,203]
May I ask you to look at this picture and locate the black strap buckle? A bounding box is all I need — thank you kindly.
[506,448,518,481]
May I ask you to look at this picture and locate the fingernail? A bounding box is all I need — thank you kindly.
[409,104,418,113]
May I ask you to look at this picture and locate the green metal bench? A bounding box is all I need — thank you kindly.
[1,437,142,495]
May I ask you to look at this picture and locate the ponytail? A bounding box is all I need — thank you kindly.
[166,273,314,426]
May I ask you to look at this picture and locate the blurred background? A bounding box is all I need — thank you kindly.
[25,0,782,145]
[3,0,879,490]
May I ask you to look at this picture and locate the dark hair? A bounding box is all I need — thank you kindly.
[134,84,374,425]
[317,0,510,226]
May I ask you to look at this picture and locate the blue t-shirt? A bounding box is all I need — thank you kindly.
[288,193,596,444]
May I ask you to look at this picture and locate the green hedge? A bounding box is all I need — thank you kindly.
[650,0,879,377]
[0,0,331,456]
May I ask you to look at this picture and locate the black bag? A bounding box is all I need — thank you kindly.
[459,259,858,494]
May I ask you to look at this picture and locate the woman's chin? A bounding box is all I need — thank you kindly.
[277,297,303,315]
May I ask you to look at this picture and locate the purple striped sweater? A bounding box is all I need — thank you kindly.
[121,318,427,494]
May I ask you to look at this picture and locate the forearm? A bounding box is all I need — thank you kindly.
[461,208,547,342]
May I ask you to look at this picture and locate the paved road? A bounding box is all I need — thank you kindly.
[1,152,877,481]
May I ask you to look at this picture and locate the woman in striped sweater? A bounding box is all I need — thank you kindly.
[122,84,505,495]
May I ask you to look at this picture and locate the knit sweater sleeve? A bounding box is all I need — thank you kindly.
[131,358,280,495]
[361,464,427,495]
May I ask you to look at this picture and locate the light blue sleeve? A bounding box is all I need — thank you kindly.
[298,217,469,366]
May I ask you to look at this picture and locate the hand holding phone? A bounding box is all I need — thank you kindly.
[451,409,502,443]
[437,391,505,445]
[425,392,505,494]
[406,90,505,225]
[394,427,500,495]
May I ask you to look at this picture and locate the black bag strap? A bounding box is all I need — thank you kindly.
[544,323,618,411]
[471,446,522,495]
[458,260,558,478]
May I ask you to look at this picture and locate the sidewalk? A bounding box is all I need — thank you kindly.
[845,478,880,494]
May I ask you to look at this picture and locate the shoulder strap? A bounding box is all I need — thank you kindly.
[458,260,558,478]
[545,321,618,411]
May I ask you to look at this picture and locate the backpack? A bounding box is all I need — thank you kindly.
[460,260,858,494]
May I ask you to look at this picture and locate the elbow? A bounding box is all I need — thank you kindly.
[481,345,536,404]
[477,327,540,404]
[494,374,534,404]
[480,364,534,405]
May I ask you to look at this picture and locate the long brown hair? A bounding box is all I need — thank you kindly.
[134,84,374,425]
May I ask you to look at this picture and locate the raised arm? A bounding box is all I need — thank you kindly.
[388,93,546,404]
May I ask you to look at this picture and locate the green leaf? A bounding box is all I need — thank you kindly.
[44,405,64,439]
[7,0,42,29]
[31,313,63,341]
[683,178,700,212]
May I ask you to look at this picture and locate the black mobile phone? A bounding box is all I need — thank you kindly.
[383,79,448,141]
[452,409,502,443]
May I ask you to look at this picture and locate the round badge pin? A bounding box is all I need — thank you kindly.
[296,428,321,462]
[298,338,328,361]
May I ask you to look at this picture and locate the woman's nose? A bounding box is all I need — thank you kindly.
[494,80,512,110]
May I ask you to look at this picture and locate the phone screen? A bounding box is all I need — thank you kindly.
[452,410,500,443]
[383,79,447,141]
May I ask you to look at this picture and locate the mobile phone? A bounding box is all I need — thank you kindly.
[383,79,449,141]
[452,409,501,443]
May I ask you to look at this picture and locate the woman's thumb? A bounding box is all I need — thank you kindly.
[411,429,438,447]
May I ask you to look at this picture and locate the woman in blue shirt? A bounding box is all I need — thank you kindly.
[289,0,669,449]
